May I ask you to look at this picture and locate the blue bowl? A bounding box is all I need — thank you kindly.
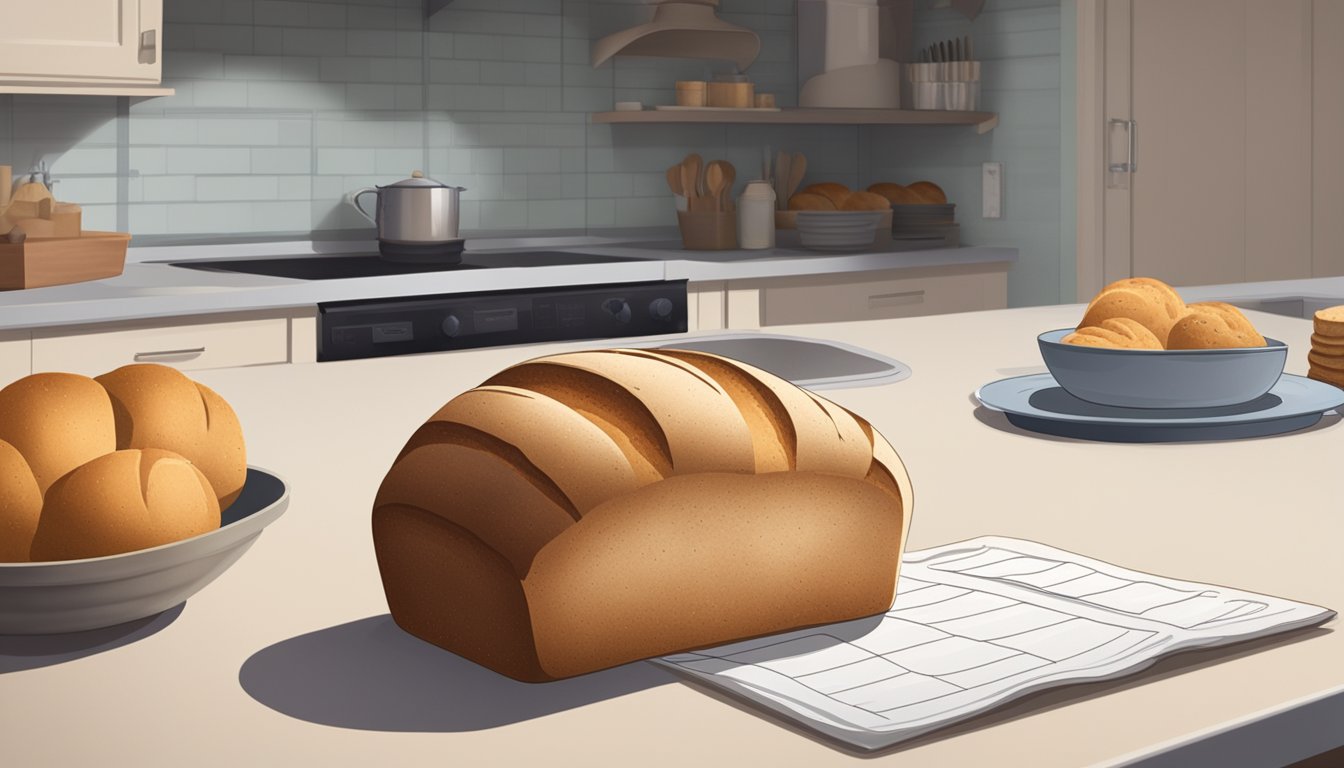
[1038,329,1288,409]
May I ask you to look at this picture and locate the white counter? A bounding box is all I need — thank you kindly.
[2,304,1340,767]
[0,235,1016,330]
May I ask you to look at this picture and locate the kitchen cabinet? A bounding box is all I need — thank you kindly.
[690,263,1008,330]
[0,0,170,95]
[30,309,315,376]
[0,331,31,384]
[1082,0,1343,290]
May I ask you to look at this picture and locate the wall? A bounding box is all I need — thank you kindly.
[0,0,1066,306]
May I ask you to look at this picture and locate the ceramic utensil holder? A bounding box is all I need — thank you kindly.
[678,210,738,250]
[907,62,981,111]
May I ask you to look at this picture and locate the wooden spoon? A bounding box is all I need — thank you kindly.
[704,161,728,213]
[666,164,684,198]
[681,154,703,212]
[775,151,791,210]
[786,153,807,202]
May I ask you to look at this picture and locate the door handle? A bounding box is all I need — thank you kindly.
[138,29,158,65]
[1107,118,1137,173]
[134,347,204,363]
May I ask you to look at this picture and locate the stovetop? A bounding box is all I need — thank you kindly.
[167,251,640,281]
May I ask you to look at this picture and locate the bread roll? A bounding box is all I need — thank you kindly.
[907,181,947,204]
[95,364,247,510]
[1062,318,1163,349]
[29,449,221,562]
[0,440,42,562]
[801,182,850,208]
[868,183,926,205]
[1080,277,1187,347]
[1313,306,1344,338]
[840,190,894,212]
[787,192,836,211]
[0,373,116,495]
[372,348,912,682]
[1167,302,1266,349]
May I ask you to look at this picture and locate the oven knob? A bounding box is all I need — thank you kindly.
[602,298,631,324]
[649,298,674,320]
[441,314,461,337]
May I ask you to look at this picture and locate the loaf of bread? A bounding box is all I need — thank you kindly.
[0,440,42,562]
[1167,301,1266,350]
[96,364,248,510]
[0,373,116,495]
[788,192,837,211]
[372,348,912,682]
[29,449,221,562]
[907,181,947,204]
[840,190,894,212]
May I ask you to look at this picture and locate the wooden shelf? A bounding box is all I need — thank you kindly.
[591,108,999,134]
[0,85,175,98]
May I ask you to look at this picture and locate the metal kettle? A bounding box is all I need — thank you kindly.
[352,171,467,263]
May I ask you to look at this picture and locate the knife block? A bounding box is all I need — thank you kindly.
[678,210,738,250]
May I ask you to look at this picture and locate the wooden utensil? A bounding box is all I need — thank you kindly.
[705,161,729,213]
[681,154,704,212]
[0,166,10,209]
[775,150,791,210]
[666,164,684,197]
[787,153,807,202]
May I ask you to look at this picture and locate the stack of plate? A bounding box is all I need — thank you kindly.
[794,211,883,251]
[891,203,958,248]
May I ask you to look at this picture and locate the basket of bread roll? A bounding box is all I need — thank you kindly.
[1038,277,1287,409]
[784,183,893,250]
[0,364,288,634]
[867,181,959,246]
[372,348,912,682]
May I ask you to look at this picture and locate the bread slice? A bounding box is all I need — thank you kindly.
[1314,306,1344,338]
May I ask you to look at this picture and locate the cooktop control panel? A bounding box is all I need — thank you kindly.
[318,281,688,361]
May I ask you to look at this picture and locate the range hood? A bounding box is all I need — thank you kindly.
[591,0,761,71]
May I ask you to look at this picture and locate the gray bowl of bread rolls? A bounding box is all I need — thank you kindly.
[1041,277,1287,409]
[0,365,286,635]
[372,347,913,682]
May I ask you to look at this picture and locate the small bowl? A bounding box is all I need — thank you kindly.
[1038,329,1288,409]
[0,467,289,635]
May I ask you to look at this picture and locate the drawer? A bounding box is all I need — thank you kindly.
[33,315,290,376]
[0,331,31,385]
[758,264,1009,326]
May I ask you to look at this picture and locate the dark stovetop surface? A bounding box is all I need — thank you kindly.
[166,251,640,281]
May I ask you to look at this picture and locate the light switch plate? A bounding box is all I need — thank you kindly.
[982,162,1002,219]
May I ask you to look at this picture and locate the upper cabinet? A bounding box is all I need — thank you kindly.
[0,0,173,96]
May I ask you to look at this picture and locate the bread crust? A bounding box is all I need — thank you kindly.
[372,349,913,681]
[787,192,835,211]
[801,182,851,208]
[907,181,947,204]
[0,439,42,562]
[30,449,220,561]
[0,373,116,495]
[96,364,248,510]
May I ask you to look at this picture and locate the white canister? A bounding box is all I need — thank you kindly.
[738,180,777,250]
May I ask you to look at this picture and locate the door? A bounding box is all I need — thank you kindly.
[0,0,162,85]
[1089,0,1339,289]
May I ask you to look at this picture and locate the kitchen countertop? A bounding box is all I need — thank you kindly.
[0,235,1017,331]
[3,304,1340,767]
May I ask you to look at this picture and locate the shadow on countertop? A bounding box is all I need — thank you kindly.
[238,614,676,731]
[0,602,184,674]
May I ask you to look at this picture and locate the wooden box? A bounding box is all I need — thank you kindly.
[0,232,131,290]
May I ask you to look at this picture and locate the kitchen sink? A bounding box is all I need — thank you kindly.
[621,332,911,390]
[1224,296,1341,320]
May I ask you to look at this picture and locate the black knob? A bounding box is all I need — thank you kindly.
[441,314,461,337]
[602,298,632,324]
[649,297,675,320]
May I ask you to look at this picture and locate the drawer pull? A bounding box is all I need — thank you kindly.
[134,347,205,363]
[869,290,926,309]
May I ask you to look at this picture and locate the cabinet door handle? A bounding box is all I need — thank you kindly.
[869,290,925,309]
[138,29,158,65]
[134,347,204,363]
[1107,118,1137,173]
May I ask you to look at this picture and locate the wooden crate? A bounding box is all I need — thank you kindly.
[0,232,130,290]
